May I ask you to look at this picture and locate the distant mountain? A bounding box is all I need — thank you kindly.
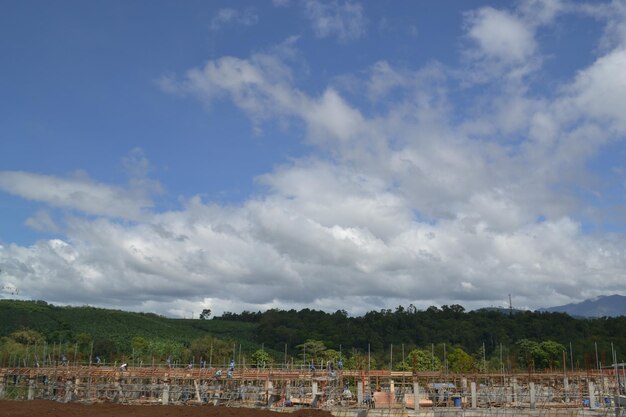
[539,294,626,317]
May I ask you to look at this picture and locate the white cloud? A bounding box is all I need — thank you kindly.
[466,7,536,63]
[210,8,258,32]
[518,0,564,25]
[303,89,364,142]
[365,61,408,100]
[575,1,626,52]
[0,171,152,220]
[25,210,60,233]
[566,49,626,133]
[161,50,364,145]
[4,2,626,318]
[303,0,367,42]
[3,182,624,317]
[460,3,561,84]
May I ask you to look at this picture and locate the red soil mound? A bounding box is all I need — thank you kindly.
[0,400,335,417]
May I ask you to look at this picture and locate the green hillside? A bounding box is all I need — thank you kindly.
[1,299,625,372]
[0,299,255,342]
[0,299,258,367]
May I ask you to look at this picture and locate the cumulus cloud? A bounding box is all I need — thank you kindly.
[566,49,626,133]
[0,171,153,220]
[460,0,565,83]
[3,2,626,317]
[466,7,536,63]
[160,50,365,146]
[303,0,367,42]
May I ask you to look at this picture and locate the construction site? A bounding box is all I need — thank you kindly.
[1,364,625,417]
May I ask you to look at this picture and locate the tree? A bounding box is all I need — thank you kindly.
[251,349,272,368]
[149,339,189,363]
[131,336,149,356]
[540,340,565,370]
[322,348,341,364]
[516,339,548,370]
[9,329,45,345]
[297,339,327,364]
[344,351,378,370]
[200,309,212,320]
[406,348,441,372]
[189,336,230,364]
[76,332,93,348]
[448,347,475,373]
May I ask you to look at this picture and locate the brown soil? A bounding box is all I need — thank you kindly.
[0,400,335,417]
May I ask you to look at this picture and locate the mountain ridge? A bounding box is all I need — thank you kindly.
[539,294,626,317]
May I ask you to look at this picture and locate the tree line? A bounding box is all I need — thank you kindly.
[218,304,626,371]
[1,300,625,372]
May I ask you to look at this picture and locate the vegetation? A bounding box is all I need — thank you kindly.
[1,299,625,373]
[0,299,256,368]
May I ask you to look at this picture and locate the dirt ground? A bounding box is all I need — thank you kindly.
[0,400,336,417]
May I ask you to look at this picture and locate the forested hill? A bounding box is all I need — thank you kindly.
[218,305,626,362]
[0,299,257,362]
[1,300,625,371]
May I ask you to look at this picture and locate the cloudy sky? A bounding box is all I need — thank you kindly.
[1,0,626,318]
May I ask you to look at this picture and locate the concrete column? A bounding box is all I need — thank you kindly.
[564,377,570,402]
[265,380,274,405]
[312,381,318,396]
[0,375,5,400]
[64,380,73,403]
[390,380,395,403]
[413,382,420,416]
[194,380,202,404]
[28,378,36,400]
[115,378,123,403]
[161,380,170,405]
[589,381,596,408]
[471,381,477,409]
[74,377,81,398]
[512,378,518,404]
[461,378,467,390]
[357,380,364,406]
[46,376,53,398]
[529,382,536,409]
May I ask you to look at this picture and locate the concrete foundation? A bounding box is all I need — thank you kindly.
[0,366,622,415]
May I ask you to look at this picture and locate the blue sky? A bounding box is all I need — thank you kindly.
[1,0,626,317]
